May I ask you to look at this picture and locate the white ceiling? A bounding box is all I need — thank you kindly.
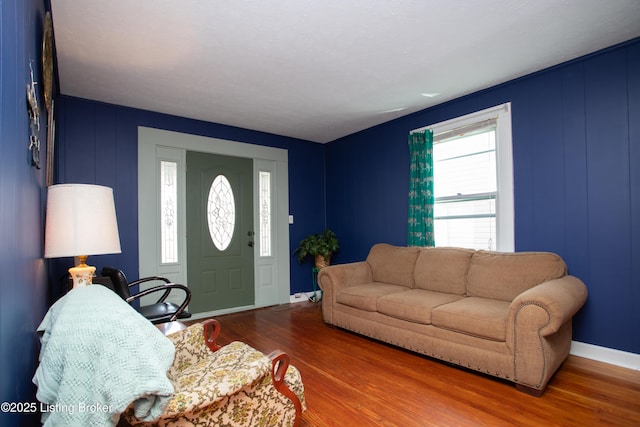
[51,1,640,143]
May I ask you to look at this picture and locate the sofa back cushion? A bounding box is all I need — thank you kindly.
[366,244,420,288]
[466,250,567,301]
[414,247,474,295]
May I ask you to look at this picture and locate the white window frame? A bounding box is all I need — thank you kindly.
[415,103,514,251]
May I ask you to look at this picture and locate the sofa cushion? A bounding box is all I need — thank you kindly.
[414,247,474,295]
[336,283,409,312]
[431,297,510,341]
[366,244,420,288]
[466,251,567,302]
[376,289,464,325]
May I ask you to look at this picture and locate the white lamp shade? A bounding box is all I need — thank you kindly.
[44,184,122,258]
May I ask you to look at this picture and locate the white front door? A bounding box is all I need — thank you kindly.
[137,127,290,317]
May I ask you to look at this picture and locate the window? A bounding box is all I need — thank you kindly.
[160,160,178,263]
[421,103,513,251]
[207,175,236,251]
[259,171,272,257]
[434,121,497,249]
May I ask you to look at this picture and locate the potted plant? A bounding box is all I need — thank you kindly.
[293,228,339,268]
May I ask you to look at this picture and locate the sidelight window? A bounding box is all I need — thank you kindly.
[259,171,272,257]
[160,161,178,263]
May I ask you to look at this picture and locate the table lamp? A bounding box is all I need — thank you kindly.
[44,184,122,288]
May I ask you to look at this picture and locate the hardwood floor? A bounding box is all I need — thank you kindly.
[193,302,640,426]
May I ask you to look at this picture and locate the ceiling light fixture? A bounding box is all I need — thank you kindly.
[381,107,407,113]
[421,93,440,98]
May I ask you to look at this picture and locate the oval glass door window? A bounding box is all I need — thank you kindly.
[207,175,235,251]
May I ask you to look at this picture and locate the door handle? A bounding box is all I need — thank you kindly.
[248,241,254,248]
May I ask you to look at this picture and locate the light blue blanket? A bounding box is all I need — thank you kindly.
[33,285,175,426]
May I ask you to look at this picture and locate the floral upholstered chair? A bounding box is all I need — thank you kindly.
[120,319,305,427]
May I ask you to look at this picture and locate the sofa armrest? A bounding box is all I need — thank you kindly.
[508,275,588,338]
[506,275,588,391]
[317,261,372,298]
[317,261,372,324]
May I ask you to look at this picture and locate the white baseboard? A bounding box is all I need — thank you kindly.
[570,341,640,370]
[290,291,322,304]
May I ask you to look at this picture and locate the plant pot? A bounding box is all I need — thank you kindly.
[315,255,331,269]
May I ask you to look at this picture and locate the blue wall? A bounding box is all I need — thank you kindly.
[0,0,49,425]
[53,97,326,298]
[326,39,640,355]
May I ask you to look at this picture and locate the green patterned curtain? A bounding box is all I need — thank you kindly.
[407,129,435,246]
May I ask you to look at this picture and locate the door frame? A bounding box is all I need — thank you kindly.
[137,127,291,318]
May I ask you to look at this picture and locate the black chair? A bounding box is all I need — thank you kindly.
[100,266,192,324]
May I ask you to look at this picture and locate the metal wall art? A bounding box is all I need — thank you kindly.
[43,11,55,186]
[27,62,41,169]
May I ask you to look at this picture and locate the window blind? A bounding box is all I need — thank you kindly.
[433,118,497,143]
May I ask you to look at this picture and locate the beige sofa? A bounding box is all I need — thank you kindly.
[317,244,588,395]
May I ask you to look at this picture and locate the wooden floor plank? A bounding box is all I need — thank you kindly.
[190,302,640,427]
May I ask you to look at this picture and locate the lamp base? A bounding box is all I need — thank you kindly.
[69,263,96,288]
